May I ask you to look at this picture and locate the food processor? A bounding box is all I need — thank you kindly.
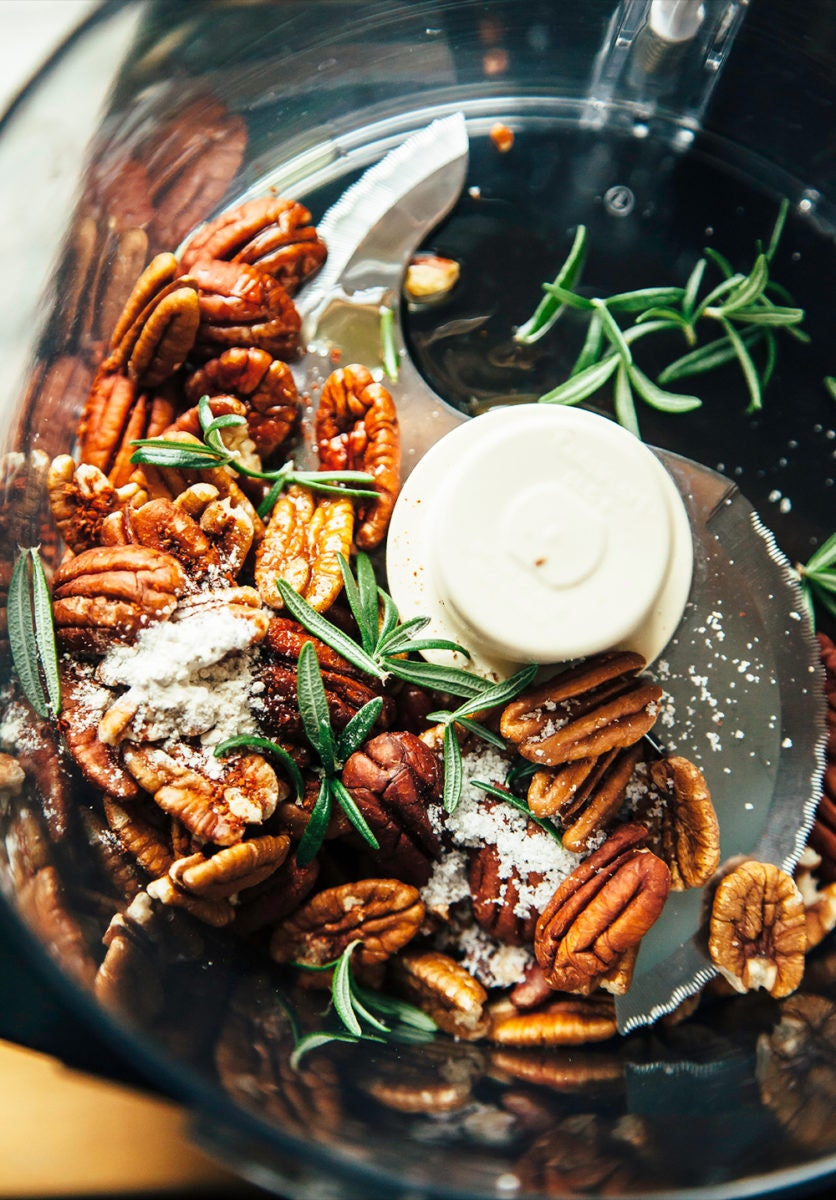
[1,1,835,1196]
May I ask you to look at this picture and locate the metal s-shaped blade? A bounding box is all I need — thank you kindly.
[615,450,826,1033]
[292,112,470,473]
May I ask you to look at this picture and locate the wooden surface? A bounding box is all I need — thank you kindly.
[0,1038,244,1196]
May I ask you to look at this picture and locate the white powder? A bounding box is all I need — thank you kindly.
[98,608,260,748]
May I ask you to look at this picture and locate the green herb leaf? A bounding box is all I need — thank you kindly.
[720,317,762,412]
[348,990,391,1034]
[606,286,685,314]
[453,716,508,750]
[761,329,778,388]
[385,657,487,698]
[683,258,707,317]
[450,663,537,721]
[766,197,790,262]
[296,779,333,866]
[627,363,701,413]
[332,941,363,1035]
[803,532,836,575]
[277,581,384,679]
[725,305,805,326]
[712,254,769,315]
[290,1031,362,1069]
[28,550,61,717]
[214,734,304,801]
[338,553,376,654]
[442,722,464,814]
[656,327,762,384]
[515,225,587,343]
[614,360,640,437]
[542,282,594,311]
[472,780,563,844]
[353,986,437,1032]
[380,306,400,382]
[336,696,384,762]
[539,355,619,405]
[331,778,380,850]
[378,588,400,643]
[7,551,50,718]
[593,298,632,364]
[296,641,334,763]
[571,311,604,375]
[130,443,227,470]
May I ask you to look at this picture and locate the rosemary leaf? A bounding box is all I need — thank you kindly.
[356,553,380,652]
[766,197,790,262]
[721,317,762,412]
[803,532,836,575]
[627,363,701,413]
[29,550,61,716]
[258,478,286,519]
[130,444,227,470]
[539,355,619,405]
[331,778,380,850]
[726,305,805,326]
[336,697,384,762]
[454,716,507,750]
[451,663,537,721]
[656,327,762,384]
[593,298,632,364]
[442,722,464,814]
[378,588,400,643]
[290,476,378,500]
[353,986,437,1031]
[712,254,769,315]
[338,553,376,654]
[296,641,330,758]
[683,258,707,317]
[384,636,471,658]
[7,552,49,718]
[703,246,735,279]
[571,311,604,375]
[380,306,400,382]
[761,329,778,388]
[332,941,363,1035]
[385,657,487,698]
[290,1032,361,1069]
[614,361,640,437]
[318,716,336,778]
[214,734,304,801]
[348,991,391,1034]
[606,286,685,313]
[694,272,746,320]
[515,224,587,344]
[277,581,384,679]
[542,282,594,311]
[472,780,563,844]
[296,779,333,866]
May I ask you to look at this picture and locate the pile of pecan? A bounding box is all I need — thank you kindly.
[2,187,834,1058]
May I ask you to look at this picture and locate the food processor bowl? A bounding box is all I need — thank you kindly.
[1,2,835,1197]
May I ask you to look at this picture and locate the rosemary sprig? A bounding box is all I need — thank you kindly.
[471,780,563,844]
[276,552,489,699]
[425,664,538,813]
[130,395,378,512]
[290,940,436,1067]
[522,201,806,434]
[379,305,400,382]
[7,548,61,719]
[796,532,836,625]
[293,640,383,865]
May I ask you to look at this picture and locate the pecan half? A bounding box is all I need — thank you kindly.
[534,823,671,994]
[190,260,301,361]
[52,543,187,655]
[391,949,488,1040]
[340,731,441,886]
[756,993,836,1153]
[357,1042,483,1114]
[104,252,200,388]
[315,364,400,550]
[255,484,353,612]
[103,795,176,880]
[795,848,836,950]
[58,662,140,799]
[640,755,720,890]
[179,196,327,295]
[528,743,645,852]
[500,652,661,767]
[122,744,282,847]
[47,456,137,554]
[469,826,543,947]
[269,878,424,969]
[167,835,291,900]
[75,374,175,486]
[488,995,618,1045]
[708,860,805,997]
[185,347,301,460]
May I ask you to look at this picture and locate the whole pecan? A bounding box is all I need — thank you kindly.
[500,652,662,767]
[179,196,327,295]
[185,347,301,460]
[534,823,671,994]
[122,744,282,848]
[52,543,187,655]
[102,252,200,388]
[269,877,424,969]
[640,755,721,890]
[255,484,353,613]
[708,859,805,997]
[488,994,618,1045]
[190,260,301,361]
[391,949,488,1039]
[315,364,400,551]
[528,742,645,852]
[340,731,441,886]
